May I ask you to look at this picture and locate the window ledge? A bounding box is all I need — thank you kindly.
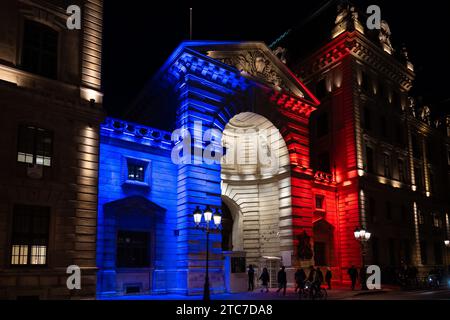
[122,180,150,189]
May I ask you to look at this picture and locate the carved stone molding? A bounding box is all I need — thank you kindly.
[218,51,288,91]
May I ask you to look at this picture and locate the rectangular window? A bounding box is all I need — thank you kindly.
[316,112,329,138]
[315,79,327,99]
[412,135,421,159]
[418,208,425,225]
[395,122,404,145]
[21,19,58,79]
[117,231,149,268]
[434,242,443,265]
[17,125,53,167]
[414,166,423,190]
[420,241,428,265]
[11,205,50,266]
[127,160,147,182]
[317,152,331,174]
[401,204,408,223]
[365,146,374,174]
[315,195,325,210]
[386,201,392,220]
[398,159,406,183]
[363,107,372,131]
[361,72,370,93]
[432,213,442,229]
[380,116,387,138]
[403,240,411,265]
[368,197,376,223]
[383,154,391,178]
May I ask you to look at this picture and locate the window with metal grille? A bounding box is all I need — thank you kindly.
[17,125,53,167]
[21,20,58,79]
[11,205,50,266]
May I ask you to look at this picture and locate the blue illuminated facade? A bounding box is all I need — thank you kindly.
[96,41,319,297]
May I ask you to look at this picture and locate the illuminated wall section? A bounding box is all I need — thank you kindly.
[97,118,178,295]
[80,0,103,103]
[168,51,250,295]
[412,202,422,266]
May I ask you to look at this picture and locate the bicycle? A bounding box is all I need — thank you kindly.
[299,281,328,300]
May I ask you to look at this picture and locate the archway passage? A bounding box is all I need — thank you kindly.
[220,112,293,268]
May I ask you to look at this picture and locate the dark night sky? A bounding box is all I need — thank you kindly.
[102,0,450,119]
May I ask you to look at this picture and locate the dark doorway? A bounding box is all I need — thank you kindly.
[314,242,327,266]
[117,231,149,268]
[221,202,233,251]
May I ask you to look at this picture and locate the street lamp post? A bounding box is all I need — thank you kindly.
[193,205,222,301]
[354,228,371,289]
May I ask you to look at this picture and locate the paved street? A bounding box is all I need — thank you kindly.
[100,286,450,300]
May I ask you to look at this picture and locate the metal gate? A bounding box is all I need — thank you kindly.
[259,256,281,288]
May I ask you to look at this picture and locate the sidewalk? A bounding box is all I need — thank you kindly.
[100,286,394,300]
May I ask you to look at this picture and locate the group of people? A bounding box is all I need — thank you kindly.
[247,265,333,296]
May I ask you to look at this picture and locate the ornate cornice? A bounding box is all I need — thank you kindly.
[101,118,173,150]
[297,31,414,92]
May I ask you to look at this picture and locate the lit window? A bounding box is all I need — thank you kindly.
[418,209,424,225]
[11,245,28,265]
[10,205,49,266]
[17,125,53,167]
[127,160,147,182]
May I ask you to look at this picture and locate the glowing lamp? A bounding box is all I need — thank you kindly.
[445,240,450,247]
[193,206,202,225]
[213,208,222,227]
[203,205,213,223]
[359,230,366,239]
[354,228,371,242]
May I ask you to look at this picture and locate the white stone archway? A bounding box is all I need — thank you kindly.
[220,112,293,267]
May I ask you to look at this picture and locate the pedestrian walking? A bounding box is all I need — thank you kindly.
[348,265,358,290]
[325,267,332,290]
[295,268,306,293]
[276,266,287,296]
[259,267,270,293]
[248,264,255,291]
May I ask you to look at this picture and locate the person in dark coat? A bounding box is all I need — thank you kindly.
[248,265,255,291]
[276,266,287,296]
[259,267,270,293]
[325,267,332,290]
[360,266,367,290]
[316,267,324,286]
[348,265,358,290]
[307,266,316,282]
[294,268,307,293]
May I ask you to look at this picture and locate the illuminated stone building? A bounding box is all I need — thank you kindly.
[277,2,450,281]
[0,0,104,299]
[1,0,449,300]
